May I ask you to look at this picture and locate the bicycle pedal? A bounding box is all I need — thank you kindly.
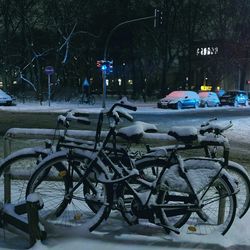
[116,198,130,211]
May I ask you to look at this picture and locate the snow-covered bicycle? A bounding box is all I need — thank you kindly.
[24,101,238,235]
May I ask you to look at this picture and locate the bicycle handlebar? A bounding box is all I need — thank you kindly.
[57,115,70,128]
[200,117,217,127]
[199,120,233,135]
[57,111,91,128]
[219,121,233,132]
[107,97,137,123]
[109,101,137,113]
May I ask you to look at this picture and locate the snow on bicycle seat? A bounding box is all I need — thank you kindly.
[168,126,198,144]
[117,121,158,142]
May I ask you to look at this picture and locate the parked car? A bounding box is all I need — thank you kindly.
[198,91,220,107]
[0,89,13,106]
[219,90,248,106]
[157,90,200,109]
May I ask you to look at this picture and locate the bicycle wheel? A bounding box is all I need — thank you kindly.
[89,95,95,105]
[227,160,250,218]
[204,147,250,219]
[0,148,44,205]
[120,157,191,228]
[158,174,237,235]
[26,150,111,231]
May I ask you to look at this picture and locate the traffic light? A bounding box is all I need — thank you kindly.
[96,60,113,74]
[154,9,164,27]
[101,63,107,71]
[96,60,104,68]
[106,60,113,74]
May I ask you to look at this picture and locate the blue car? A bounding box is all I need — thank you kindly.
[157,91,200,109]
[219,90,248,107]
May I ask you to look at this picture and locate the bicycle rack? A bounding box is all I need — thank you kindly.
[3,127,175,157]
[0,193,46,247]
[0,126,175,246]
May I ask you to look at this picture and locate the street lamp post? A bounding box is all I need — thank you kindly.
[102,15,155,108]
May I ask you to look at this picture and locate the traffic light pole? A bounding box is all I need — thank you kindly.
[102,70,106,108]
[102,15,155,108]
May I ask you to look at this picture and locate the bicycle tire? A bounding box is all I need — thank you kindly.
[0,147,47,205]
[26,150,111,231]
[157,174,237,235]
[227,160,250,218]
[190,157,250,219]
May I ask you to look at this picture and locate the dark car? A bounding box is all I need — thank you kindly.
[219,90,248,107]
[157,90,200,109]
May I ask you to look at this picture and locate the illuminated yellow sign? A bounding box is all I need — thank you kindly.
[201,85,212,91]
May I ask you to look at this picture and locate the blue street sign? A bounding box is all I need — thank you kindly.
[44,66,54,75]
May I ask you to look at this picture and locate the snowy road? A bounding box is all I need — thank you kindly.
[1,103,250,134]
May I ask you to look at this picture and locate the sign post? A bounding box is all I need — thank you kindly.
[44,66,54,106]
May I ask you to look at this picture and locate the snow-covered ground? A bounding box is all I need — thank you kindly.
[0,100,250,250]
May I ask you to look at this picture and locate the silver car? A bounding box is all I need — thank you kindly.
[198,91,220,107]
[0,89,13,106]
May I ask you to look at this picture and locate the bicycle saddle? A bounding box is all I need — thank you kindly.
[168,126,198,144]
[117,121,158,142]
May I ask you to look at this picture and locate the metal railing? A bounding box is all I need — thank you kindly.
[3,127,176,157]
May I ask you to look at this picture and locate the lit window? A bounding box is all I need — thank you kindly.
[196,46,219,56]
[118,79,122,86]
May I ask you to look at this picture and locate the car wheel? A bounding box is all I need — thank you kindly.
[204,102,208,108]
[177,102,182,110]
[194,102,199,109]
[215,103,220,107]
[234,100,239,107]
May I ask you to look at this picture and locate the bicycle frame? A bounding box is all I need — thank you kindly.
[62,127,233,233]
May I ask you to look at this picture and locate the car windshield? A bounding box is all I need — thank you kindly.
[167,91,186,98]
[223,91,246,97]
[0,89,9,97]
[223,91,237,97]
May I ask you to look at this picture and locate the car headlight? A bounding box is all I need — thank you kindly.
[169,100,177,104]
